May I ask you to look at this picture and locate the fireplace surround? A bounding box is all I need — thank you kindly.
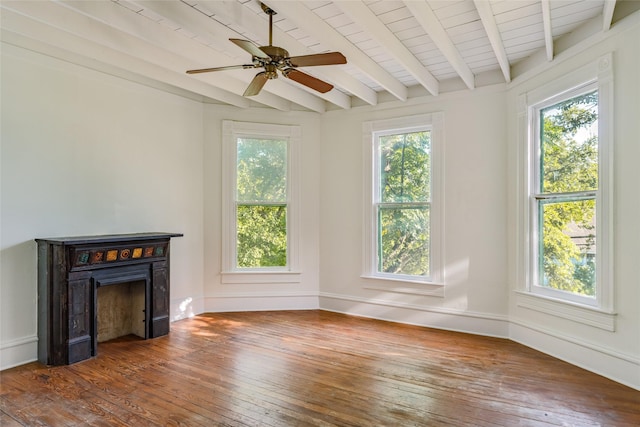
[36,232,182,365]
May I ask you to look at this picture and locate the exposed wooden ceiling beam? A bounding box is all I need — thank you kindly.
[541,0,554,61]
[603,0,617,31]
[335,1,439,96]
[265,0,408,101]
[473,0,511,83]
[404,0,475,90]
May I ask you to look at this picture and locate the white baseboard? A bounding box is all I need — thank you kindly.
[0,335,38,371]
[510,320,640,391]
[319,292,510,338]
[204,291,319,313]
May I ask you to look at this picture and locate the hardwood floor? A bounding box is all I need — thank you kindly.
[1,310,638,426]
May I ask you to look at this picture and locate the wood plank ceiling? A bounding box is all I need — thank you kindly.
[1,1,634,112]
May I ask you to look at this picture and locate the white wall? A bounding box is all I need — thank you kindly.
[0,43,204,369]
[506,18,640,390]
[201,105,322,312]
[318,87,510,337]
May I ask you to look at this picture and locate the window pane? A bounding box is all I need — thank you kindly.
[378,206,430,276]
[539,199,596,297]
[237,138,287,202]
[540,91,598,193]
[236,205,287,267]
[379,131,430,203]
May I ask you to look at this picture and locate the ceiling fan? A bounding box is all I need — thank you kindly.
[186,2,347,97]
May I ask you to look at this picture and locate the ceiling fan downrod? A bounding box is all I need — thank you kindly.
[261,3,276,46]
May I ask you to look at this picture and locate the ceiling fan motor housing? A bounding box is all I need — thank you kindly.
[260,46,289,63]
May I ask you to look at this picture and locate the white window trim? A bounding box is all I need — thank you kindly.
[362,113,445,291]
[221,120,301,284]
[516,54,615,325]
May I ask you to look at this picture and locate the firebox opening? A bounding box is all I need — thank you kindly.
[97,280,146,343]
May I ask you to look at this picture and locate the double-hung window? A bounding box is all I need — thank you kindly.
[518,54,614,320]
[222,121,300,283]
[363,113,444,288]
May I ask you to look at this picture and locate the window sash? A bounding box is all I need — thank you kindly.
[533,195,597,303]
[376,202,431,278]
[235,203,288,269]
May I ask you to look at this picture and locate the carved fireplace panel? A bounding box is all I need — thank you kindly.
[36,233,182,366]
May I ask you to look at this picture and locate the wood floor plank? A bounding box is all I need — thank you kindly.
[1,310,638,426]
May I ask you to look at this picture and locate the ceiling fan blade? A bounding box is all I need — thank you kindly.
[230,38,271,60]
[243,72,269,96]
[287,52,347,67]
[186,64,257,74]
[282,69,333,93]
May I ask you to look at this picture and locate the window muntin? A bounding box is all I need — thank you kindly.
[531,85,602,305]
[376,130,431,278]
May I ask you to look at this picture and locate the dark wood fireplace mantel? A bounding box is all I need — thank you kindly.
[36,232,182,365]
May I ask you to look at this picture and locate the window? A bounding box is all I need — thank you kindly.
[363,113,444,287]
[236,137,287,268]
[518,54,614,319]
[222,121,300,283]
[533,88,599,303]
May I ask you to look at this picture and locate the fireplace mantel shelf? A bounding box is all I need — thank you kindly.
[36,232,182,366]
[36,232,183,245]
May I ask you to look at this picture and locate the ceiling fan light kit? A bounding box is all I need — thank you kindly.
[186,2,347,97]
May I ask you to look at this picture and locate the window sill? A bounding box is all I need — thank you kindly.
[361,275,444,297]
[221,270,301,285]
[514,291,617,331]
